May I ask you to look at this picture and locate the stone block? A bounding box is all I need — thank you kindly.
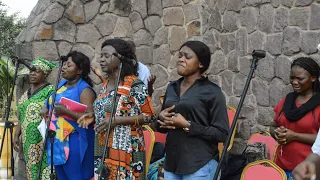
[237,119,251,140]
[228,50,239,72]
[208,75,222,87]
[53,18,76,43]
[33,41,59,61]
[266,33,283,56]
[273,8,288,32]
[42,3,64,24]
[248,31,265,54]
[258,4,274,33]
[226,0,245,12]
[289,8,310,30]
[25,27,37,42]
[162,0,183,8]
[136,46,153,64]
[84,0,100,22]
[72,43,95,60]
[34,23,53,40]
[275,55,292,84]
[148,0,163,16]
[183,3,199,23]
[30,13,44,28]
[252,78,269,106]
[271,0,281,7]
[163,7,185,26]
[58,42,73,56]
[282,0,293,7]
[282,27,301,56]
[129,12,144,32]
[295,0,312,6]
[240,7,258,33]
[257,107,275,126]
[31,0,51,15]
[144,16,162,36]
[220,33,236,55]
[93,14,118,36]
[18,43,33,61]
[301,32,320,55]
[183,0,191,3]
[236,28,247,57]
[233,73,246,96]
[168,26,187,51]
[169,68,181,82]
[270,78,286,107]
[282,84,293,97]
[240,95,257,120]
[246,0,262,6]
[153,44,171,68]
[153,27,169,46]
[108,0,131,16]
[220,70,234,96]
[66,0,85,24]
[256,53,275,81]
[112,17,133,38]
[251,124,269,134]
[223,11,239,32]
[200,6,222,33]
[228,96,240,109]
[239,56,251,76]
[134,29,153,46]
[310,4,320,30]
[151,64,169,88]
[203,30,218,53]
[131,0,147,18]
[57,0,71,5]
[187,21,201,37]
[209,50,228,75]
[76,24,101,47]
[168,52,179,69]
[99,3,109,14]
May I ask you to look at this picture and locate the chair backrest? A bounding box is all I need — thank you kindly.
[248,132,278,161]
[154,132,166,144]
[218,106,237,157]
[142,125,155,175]
[241,160,286,180]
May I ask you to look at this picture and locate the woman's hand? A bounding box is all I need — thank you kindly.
[54,103,68,116]
[95,118,116,134]
[91,65,103,78]
[274,126,296,145]
[159,105,175,120]
[13,134,20,152]
[158,113,189,129]
[40,107,49,120]
[77,112,95,129]
[293,160,316,180]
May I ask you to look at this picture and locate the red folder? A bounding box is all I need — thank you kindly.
[59,97,87,121]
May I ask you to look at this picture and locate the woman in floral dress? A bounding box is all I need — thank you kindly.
[78,39,156,180]
[13,58,57,180]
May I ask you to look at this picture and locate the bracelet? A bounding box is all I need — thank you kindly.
[134,116,139,127]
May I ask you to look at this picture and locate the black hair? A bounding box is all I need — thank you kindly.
[101,39,138,80]
[66,51,93,87]
[180,41,211,73]
[291,57,320,92]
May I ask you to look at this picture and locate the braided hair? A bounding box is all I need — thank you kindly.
[101,39,138,80]
[291,57,320,92]
[66,51,93,87]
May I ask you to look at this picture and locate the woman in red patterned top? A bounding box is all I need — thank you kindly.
[270,57,320,180]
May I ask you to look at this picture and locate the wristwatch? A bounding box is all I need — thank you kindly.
[183,121,191,132]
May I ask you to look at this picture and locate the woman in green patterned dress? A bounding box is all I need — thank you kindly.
[13,58,57,180]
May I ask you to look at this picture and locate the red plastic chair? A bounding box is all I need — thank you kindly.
[218,106,237,157]
[248,132,278,161]
[142,125,155,175]
[241,160,286,180]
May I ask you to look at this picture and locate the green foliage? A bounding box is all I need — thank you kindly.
[0,56,29,118]
[0,1,25,58]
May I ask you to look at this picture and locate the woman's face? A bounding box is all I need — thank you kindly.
[290,65,316,94]
[29,69,46,85]
[177,46,203,77]
[61,57,81,80]
[100,45,120,73]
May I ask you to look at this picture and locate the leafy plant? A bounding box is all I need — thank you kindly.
[0,56,29,119]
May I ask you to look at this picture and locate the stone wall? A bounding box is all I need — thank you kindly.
[16,0,320,154]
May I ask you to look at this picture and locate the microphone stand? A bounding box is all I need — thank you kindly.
[0,60,20,180]
[213,51,266,180]
[98,62,123,180]
[36,58,65,180]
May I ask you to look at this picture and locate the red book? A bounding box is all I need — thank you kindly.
[59,97,87,121]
